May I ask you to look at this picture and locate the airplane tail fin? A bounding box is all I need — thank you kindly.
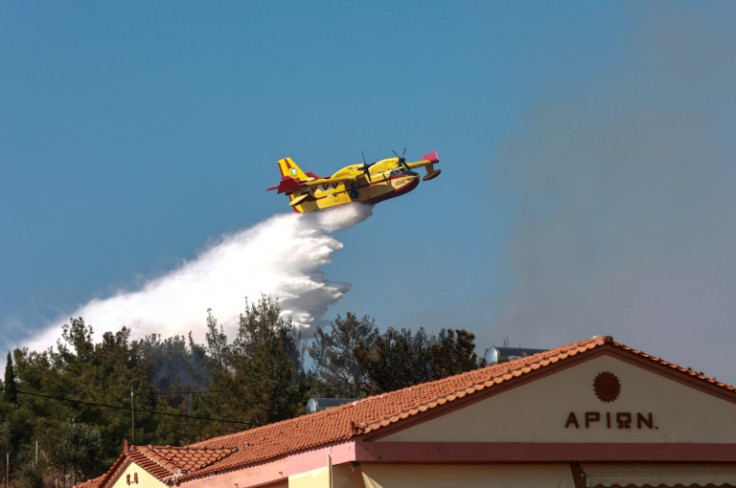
[267,157,318,195]
[277,157,310,181]
[276,158,311,213]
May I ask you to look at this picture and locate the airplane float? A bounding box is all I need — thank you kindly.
[267,150,440,213]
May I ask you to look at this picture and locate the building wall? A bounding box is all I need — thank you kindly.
[332,465,366,488]
[179,457,288,488]
[360,464,574,488]
[289,467,328,488]
[288,464,574,488]
[288,463,375,488]
[109,462,167,488]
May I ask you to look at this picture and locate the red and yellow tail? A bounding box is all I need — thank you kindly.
[277,157,310,181]
[265,157,318,212]
[267,157,324,212]
[267,158,313,194]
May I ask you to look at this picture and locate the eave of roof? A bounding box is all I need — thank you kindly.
[74,475,106,488]
[75,443,237,488]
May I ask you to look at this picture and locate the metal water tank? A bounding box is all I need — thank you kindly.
[485,346,547,365]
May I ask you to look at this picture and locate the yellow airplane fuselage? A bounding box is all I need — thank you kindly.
[293,160,419,213]
[268,152,440,213]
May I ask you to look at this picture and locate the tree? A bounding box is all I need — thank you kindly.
[308,313,378,398]
[13,460,43,488]
[354,327,484,395]
[3,352,17,404]
[46,420,103,486]
[133,332,212,446]
[205,296,308,428]
[354,327,436,394]
[204,308,230,372]
[58,317,94,364]
[430,329,482,379]
[236,296,308,425]
[137,333,209,395]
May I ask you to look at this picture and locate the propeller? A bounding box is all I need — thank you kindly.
[360,150,372,182]
[392,148,409,169]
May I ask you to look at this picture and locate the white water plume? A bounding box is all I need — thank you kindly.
[25,204,373,352]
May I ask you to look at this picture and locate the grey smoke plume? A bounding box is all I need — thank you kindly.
[26,204,373,353]
[492,9,736,382]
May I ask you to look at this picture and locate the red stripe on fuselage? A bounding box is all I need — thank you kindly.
[365,176,419,205]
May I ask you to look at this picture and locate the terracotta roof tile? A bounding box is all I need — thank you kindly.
[73,444,237,488]
[183,334,735,481]
[74,475,105,488]
[133,445,238,482]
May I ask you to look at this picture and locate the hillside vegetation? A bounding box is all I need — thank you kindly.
[1,296,483,487]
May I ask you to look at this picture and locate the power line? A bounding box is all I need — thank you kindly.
[15,389,254,426]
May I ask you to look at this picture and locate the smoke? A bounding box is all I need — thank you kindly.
[492,8,736,382]
[25,204,373,353]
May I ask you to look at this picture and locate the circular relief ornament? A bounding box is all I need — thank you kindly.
[593,371,621,403]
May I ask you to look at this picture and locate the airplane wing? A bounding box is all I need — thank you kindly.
[266,174,362,195]
[406,151,441,181]
[299,175,360,188]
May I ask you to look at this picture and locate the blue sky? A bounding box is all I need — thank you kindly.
[3,2,736,382]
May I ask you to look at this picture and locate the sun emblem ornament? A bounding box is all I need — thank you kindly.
[593,371,621,403]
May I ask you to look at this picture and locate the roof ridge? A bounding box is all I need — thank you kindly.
[357,335,608,433]
[192,336,612,451]
[189,337,611,449]
[613,340,736,393]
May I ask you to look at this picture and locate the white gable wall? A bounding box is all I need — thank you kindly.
[110,461,167,488]
[380,354,736,444]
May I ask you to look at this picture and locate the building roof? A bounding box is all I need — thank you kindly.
[75,335,736,487]
[129,445,238,482]
[84,441,238,488]
[74,475,106,488]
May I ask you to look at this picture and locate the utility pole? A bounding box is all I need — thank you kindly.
[130,387,136,444]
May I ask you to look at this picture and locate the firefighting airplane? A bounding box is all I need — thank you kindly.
[267,150,440,213]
